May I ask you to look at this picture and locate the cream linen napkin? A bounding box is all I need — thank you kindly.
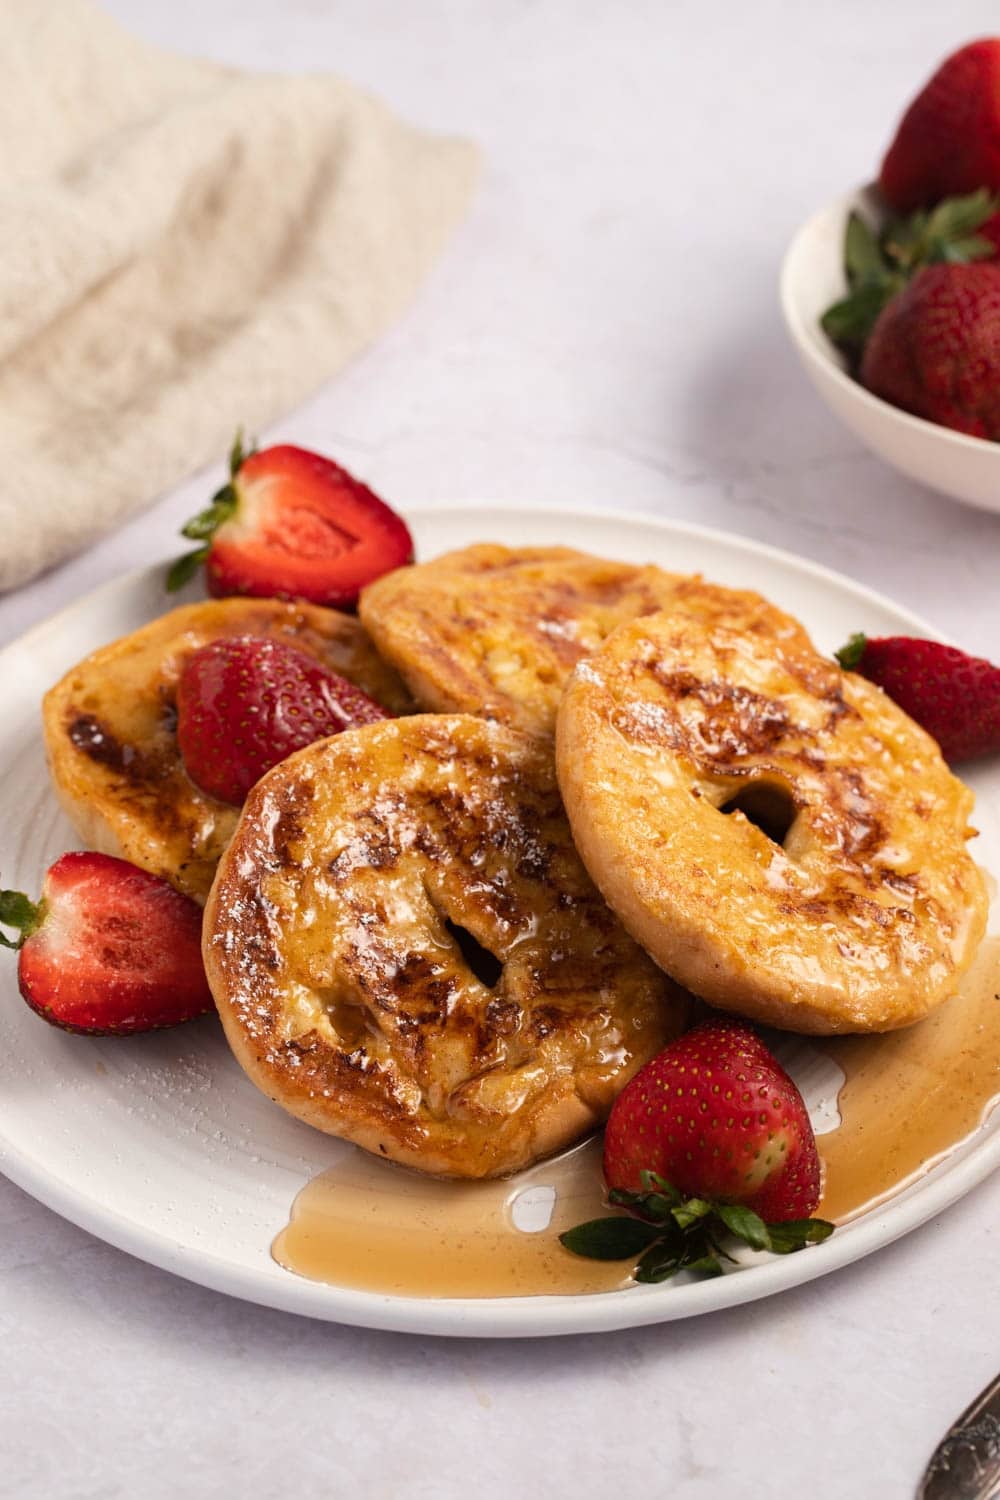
[0,0,479,592]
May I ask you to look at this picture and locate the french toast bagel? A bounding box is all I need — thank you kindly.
[43,599,411,903]
[359,544,810,738]
[556,611,987,1034]
[204,714,688,1177]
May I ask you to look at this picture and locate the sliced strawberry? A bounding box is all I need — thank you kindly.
[0,852,214,1036]
[176,634,390,805]
[837,632,1000,763]
[167,434,413,608]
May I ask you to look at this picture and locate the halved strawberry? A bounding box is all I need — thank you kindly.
[167,433,413,608]
[836,632,1000,763]
[176,634,390,805]
[0,852,214,1035]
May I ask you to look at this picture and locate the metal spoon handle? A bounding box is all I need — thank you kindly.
[918,1372,1000,1500]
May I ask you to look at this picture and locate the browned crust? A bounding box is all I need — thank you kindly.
[359,544,811,738]
[43,598,413,903]
[204,714,689,1177]
[556,611,987,1034]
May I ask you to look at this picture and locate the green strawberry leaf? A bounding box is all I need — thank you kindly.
[938,234,995,264]
[820,282,899,357]
[166,546,210,593]
[561,1171,835,1289]
[822,191,1000,363]
[672,1197,713,1230]
[229,426,257,478]
[640,1192,684,1223]
[835,632,868,671]
[639,1169,679,1198]
[559,1216,663,1261]
[634,1242,684,1283]
[924,188,997,243]
[766,1218,836,1254]
[167,433,253,593]
[180,485,238,541]
[0,889,42,949]
[844,211,889,286]
[716,1203,772,1252]
[678,1253,725,1279]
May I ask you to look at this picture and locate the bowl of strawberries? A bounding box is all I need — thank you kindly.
[780,39,1000,513]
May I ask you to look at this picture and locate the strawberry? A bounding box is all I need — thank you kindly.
[821,191,999,364]
[879,40,1000,214]
[859,261,1000,438]
[602,1019,821,1221]
[176,634,389,805]
[0,852,213,1035]
[167,433,413,608]
[560,1020,831,1283]
[836,633,1000,763]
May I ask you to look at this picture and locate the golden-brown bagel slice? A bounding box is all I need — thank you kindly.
[43,598,412,903]
[359,543,810,737]
[204,714,688,1178]
[556,611,987,1035]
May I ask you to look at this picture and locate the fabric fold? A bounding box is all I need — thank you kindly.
[0,0,479,591]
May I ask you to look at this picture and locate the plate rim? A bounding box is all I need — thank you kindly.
[1,502,995,1338]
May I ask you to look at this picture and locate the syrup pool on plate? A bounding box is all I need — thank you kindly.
[272,1135,633,1298]
[273,936,1000,1298]
[814,933,1000,1222]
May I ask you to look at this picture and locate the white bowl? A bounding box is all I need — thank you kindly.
[779,184,1000,514]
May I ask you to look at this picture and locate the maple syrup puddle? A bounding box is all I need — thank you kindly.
[273,936,1000,1298]
[815,933,1000,1222]
[272,1136,632,1298]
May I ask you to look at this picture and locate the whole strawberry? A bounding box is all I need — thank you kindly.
[167,433,413,608]
[0,852,213,1035]
[177,634,389,805]
[837,632,1000,763]
[880,39,1000,213]
[560,1020,831,1283]
[820,191,1000,366]
[603,1019,821,1222]
[860,262,1000,439]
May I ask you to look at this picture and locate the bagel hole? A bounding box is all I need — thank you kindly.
[719,781,797,847]
[444,919,503,989]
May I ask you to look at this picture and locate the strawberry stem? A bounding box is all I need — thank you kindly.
[0,888,43,950]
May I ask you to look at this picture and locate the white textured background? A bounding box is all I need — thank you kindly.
[2,3,999,1496]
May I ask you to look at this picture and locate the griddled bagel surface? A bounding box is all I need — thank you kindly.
[43,598,411,903]
[556,611,987,1034]
[204,714,688,1177]
[359,543,809,737]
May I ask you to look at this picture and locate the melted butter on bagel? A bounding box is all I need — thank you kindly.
[42,598,412,903]
[204,714,688,1178]
[556,612,987,1034]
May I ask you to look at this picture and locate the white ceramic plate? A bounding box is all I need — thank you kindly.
[1,505,997,1338]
